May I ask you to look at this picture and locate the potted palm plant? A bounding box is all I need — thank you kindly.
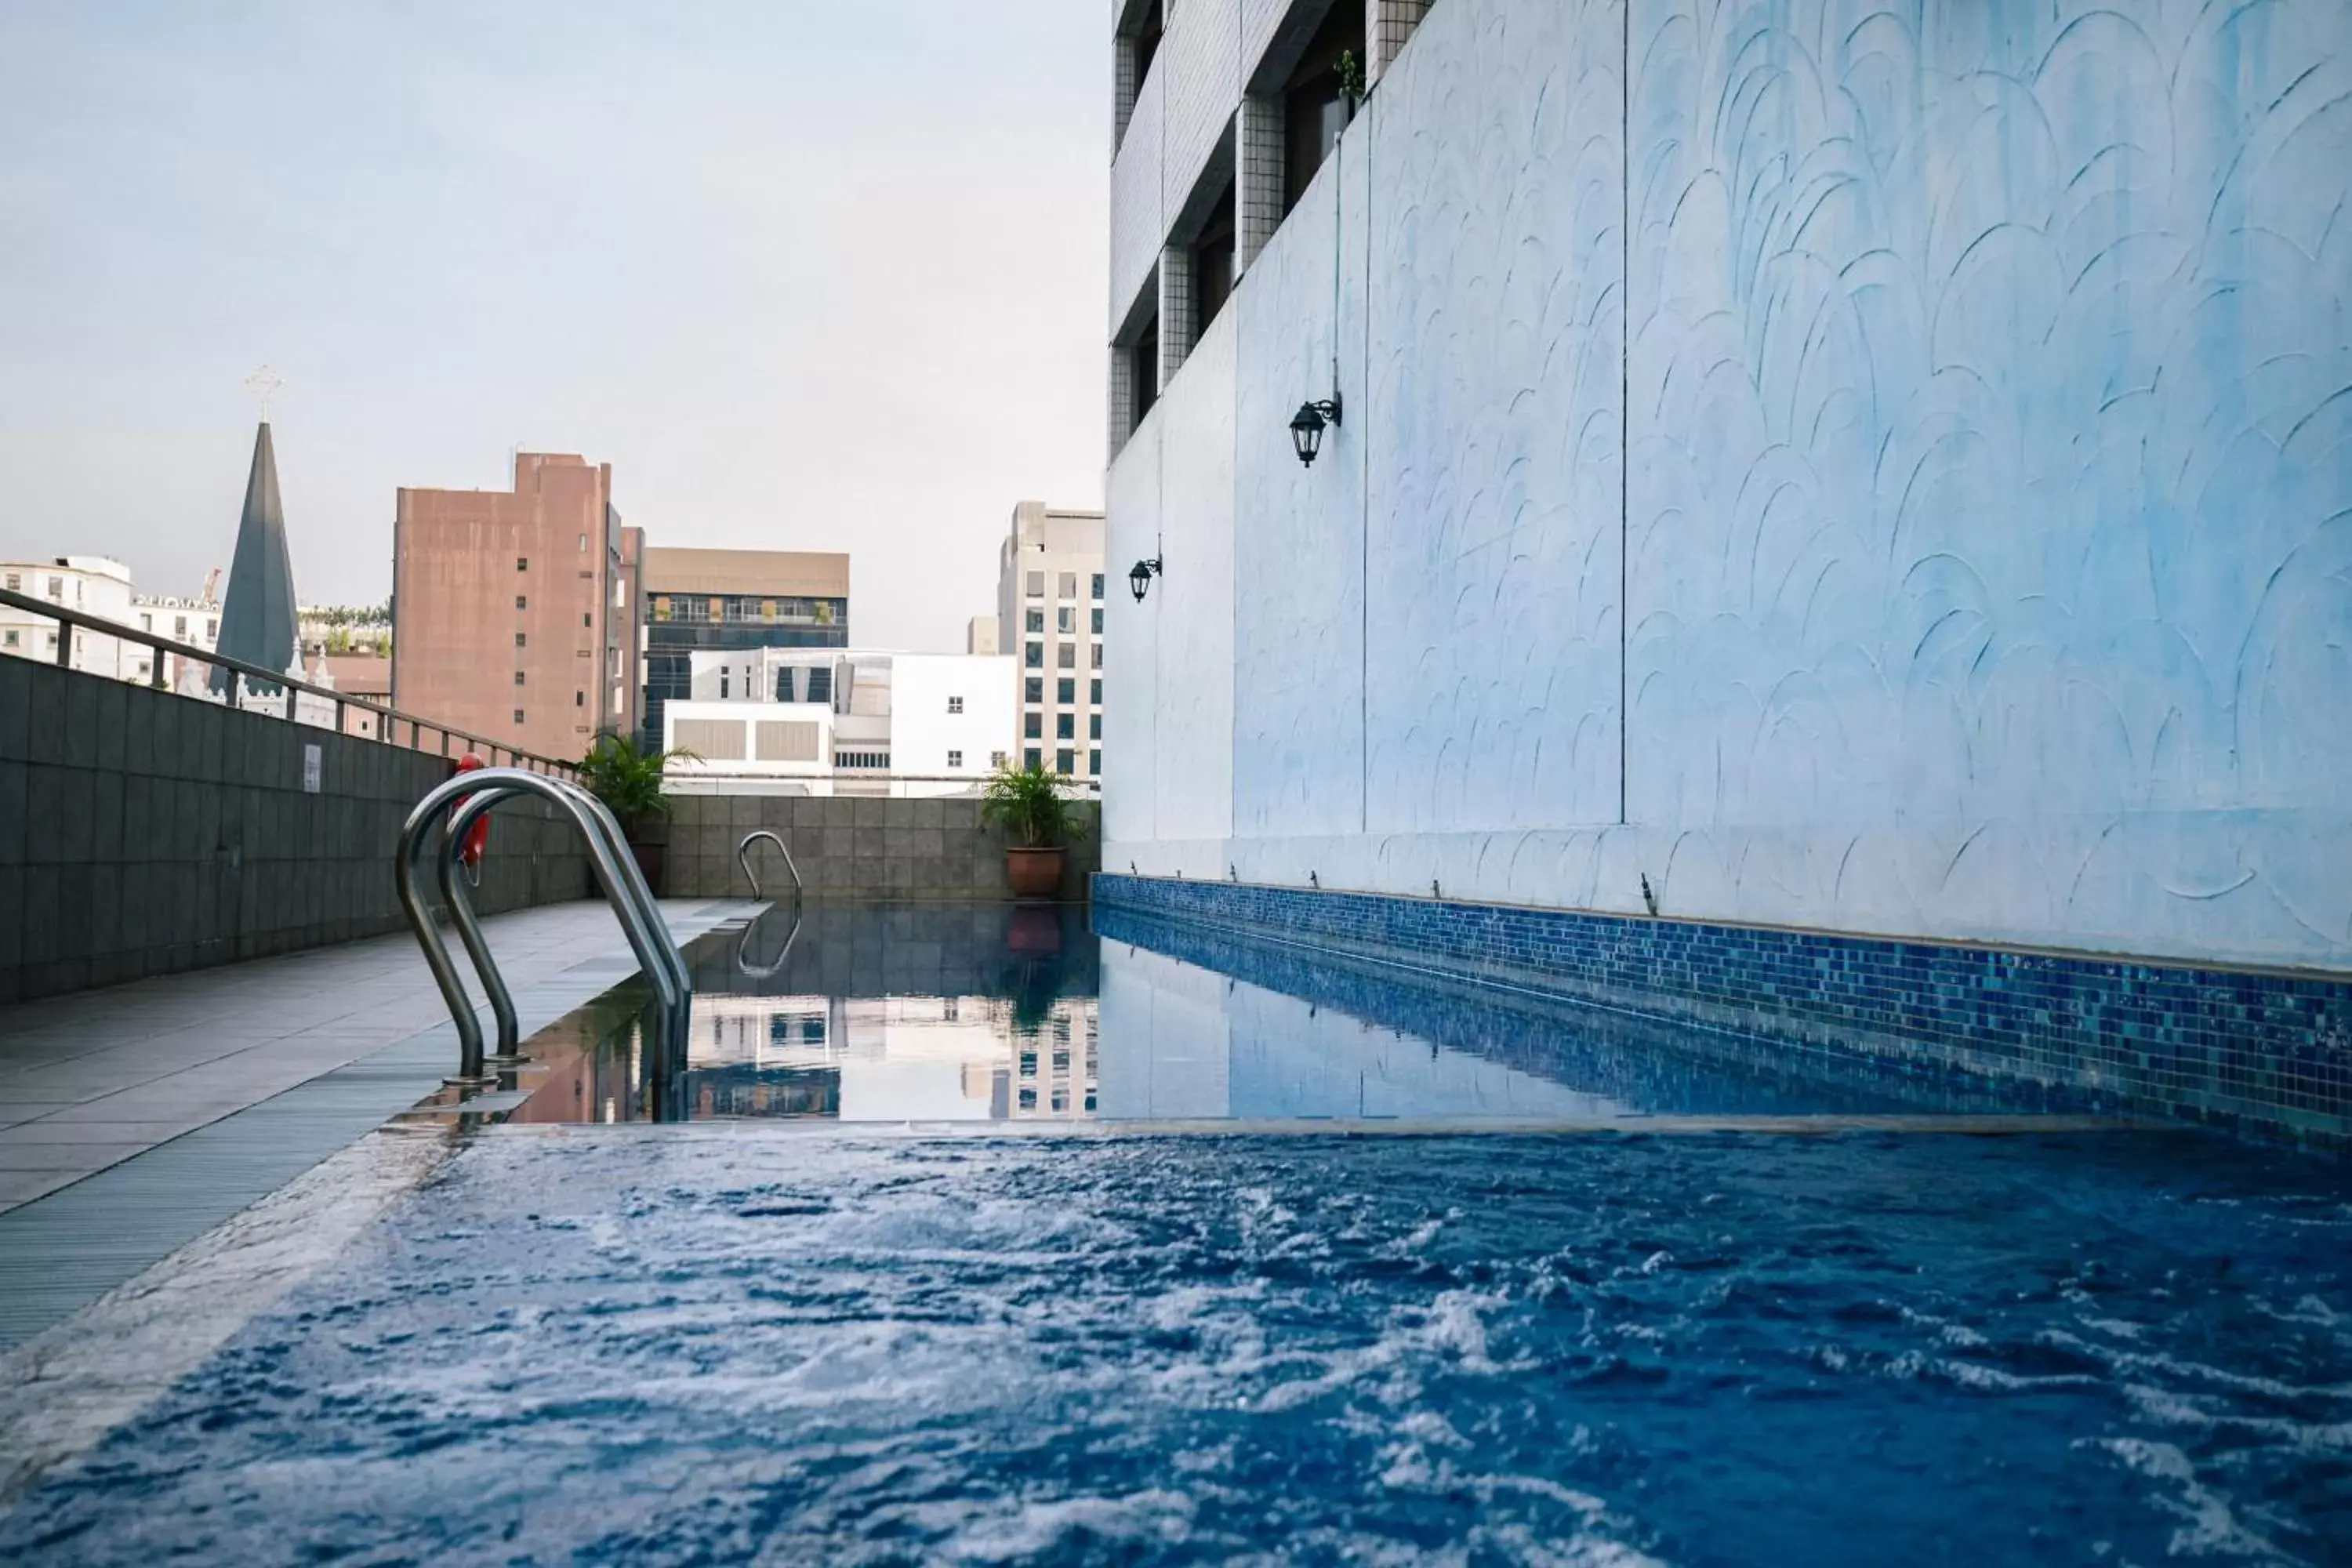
[576,731,695,889]
[982,760,1084,898]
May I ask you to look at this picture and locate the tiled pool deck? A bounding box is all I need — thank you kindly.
[0,898,760,1347]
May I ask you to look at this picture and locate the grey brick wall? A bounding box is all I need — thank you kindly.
[0,658,595,1004]
[659,793,1101,902]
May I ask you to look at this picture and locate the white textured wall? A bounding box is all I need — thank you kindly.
[1103,0,2352,970]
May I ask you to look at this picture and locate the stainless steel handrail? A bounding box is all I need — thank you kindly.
[437,775,691,1062]
[737,830,804,901]
[396,769,689,1083]
[0,585,578,775]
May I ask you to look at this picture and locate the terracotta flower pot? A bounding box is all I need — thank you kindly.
[1005,846,1065,899]
[626,812,670,895]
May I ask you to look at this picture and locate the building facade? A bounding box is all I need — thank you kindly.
[662,646,1014,797]
[1102,0,2352,973]
[996,501,1106,782]
[392,452,641,761]
[638,547,848,753]
[0,557,142,679]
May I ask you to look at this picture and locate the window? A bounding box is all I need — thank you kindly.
[947,695,964,714]
[1091,642,1104,669]
[1,630,14,648]
[578,532,588,552]
[1025,643,1044,669]
[1089,714,1102,739]
[1056,749,1074,775]
[1091,572,1104,600]
[46,575,64,600]
[1058,572,1077,600]
[513,708,525,724]
[517,556,529,572]
[207,619,217,639]
[575,691,586,707]
[805,666,832,705]
[1090,679,1102,705]
[946,750,963,768]
[514,632,527,648]
[1056,713,1075,740]
[1284,0,1364,214]
[1025,608,1044,633]
[1025,677,1044,703]
[514,670,526,686]
[1091,608,1104,634]
[1090,749,1102,775]
[140,612,152,632]
[516,595,528,610]
[1128,312,1160,424]
[2,572,15,590]
[991,751,1007,768]
[1025,571,1044,598]
[1191,172,1237,338]
[174,615,188,638]
[1057,677,1075,705]
[1024,713,1042,739]
[1025,747,1042,769]
[1057,643,1076,669]
[719,670,729,699]
[582,612,591,628]
[1057,606,1076,633]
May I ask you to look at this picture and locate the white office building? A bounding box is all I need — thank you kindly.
[662,647,1016,797]
[0,557,144,680]
[996,500,1107,782]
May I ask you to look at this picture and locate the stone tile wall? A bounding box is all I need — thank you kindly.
[660,793,1100,903]
[0,659,595,1004]
[1094,873,2352,1152]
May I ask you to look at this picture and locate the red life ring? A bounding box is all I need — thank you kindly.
[455,753,491,868]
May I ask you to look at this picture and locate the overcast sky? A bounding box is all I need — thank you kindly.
[0,1,1108,652]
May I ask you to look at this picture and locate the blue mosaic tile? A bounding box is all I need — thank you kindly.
[1092,875,2352,1153]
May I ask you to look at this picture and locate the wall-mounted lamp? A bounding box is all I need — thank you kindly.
[1128,556,1162,602]
[1290,394,1343,467]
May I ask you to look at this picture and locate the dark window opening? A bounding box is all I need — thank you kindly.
[1192,175,1236,339]
[805,666,832,705]
[1283,1,1365,214]
[1129,311,1160,425]
[1132,1,1163,85]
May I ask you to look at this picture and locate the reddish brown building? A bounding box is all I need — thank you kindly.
[392,453,643,762]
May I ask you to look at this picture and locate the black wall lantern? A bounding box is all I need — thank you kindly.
[1290,394,1343,467]
[1128,556,1162,602]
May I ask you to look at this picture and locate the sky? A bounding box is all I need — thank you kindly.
[0,0,1109,652]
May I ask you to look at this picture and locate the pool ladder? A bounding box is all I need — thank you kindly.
[736,829,803,902]
[395,769,692,1086]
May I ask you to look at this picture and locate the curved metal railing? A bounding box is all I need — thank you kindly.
[737,829,804,902]
[396,768,690,1083]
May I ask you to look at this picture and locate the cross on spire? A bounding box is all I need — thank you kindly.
[244,365,284,422]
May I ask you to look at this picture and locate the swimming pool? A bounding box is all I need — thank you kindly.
[2,902,2347,1563]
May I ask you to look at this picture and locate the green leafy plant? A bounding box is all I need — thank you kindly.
[577,731,696,822]
[1336,48,1365,109]
[981,760,1086,849]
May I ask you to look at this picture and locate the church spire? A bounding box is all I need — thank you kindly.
[210,415,299,696]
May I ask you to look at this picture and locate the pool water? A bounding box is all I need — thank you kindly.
[472,903,2030,1129]
[5,903,2348,1563]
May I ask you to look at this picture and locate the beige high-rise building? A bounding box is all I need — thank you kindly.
[966,615,1000,655]
[995,501,1105,784]
[392,452,641,762]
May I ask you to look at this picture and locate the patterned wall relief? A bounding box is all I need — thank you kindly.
[1365,0,1628,835]
[1232,119,1370,839]
[1626,0,2352,953]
